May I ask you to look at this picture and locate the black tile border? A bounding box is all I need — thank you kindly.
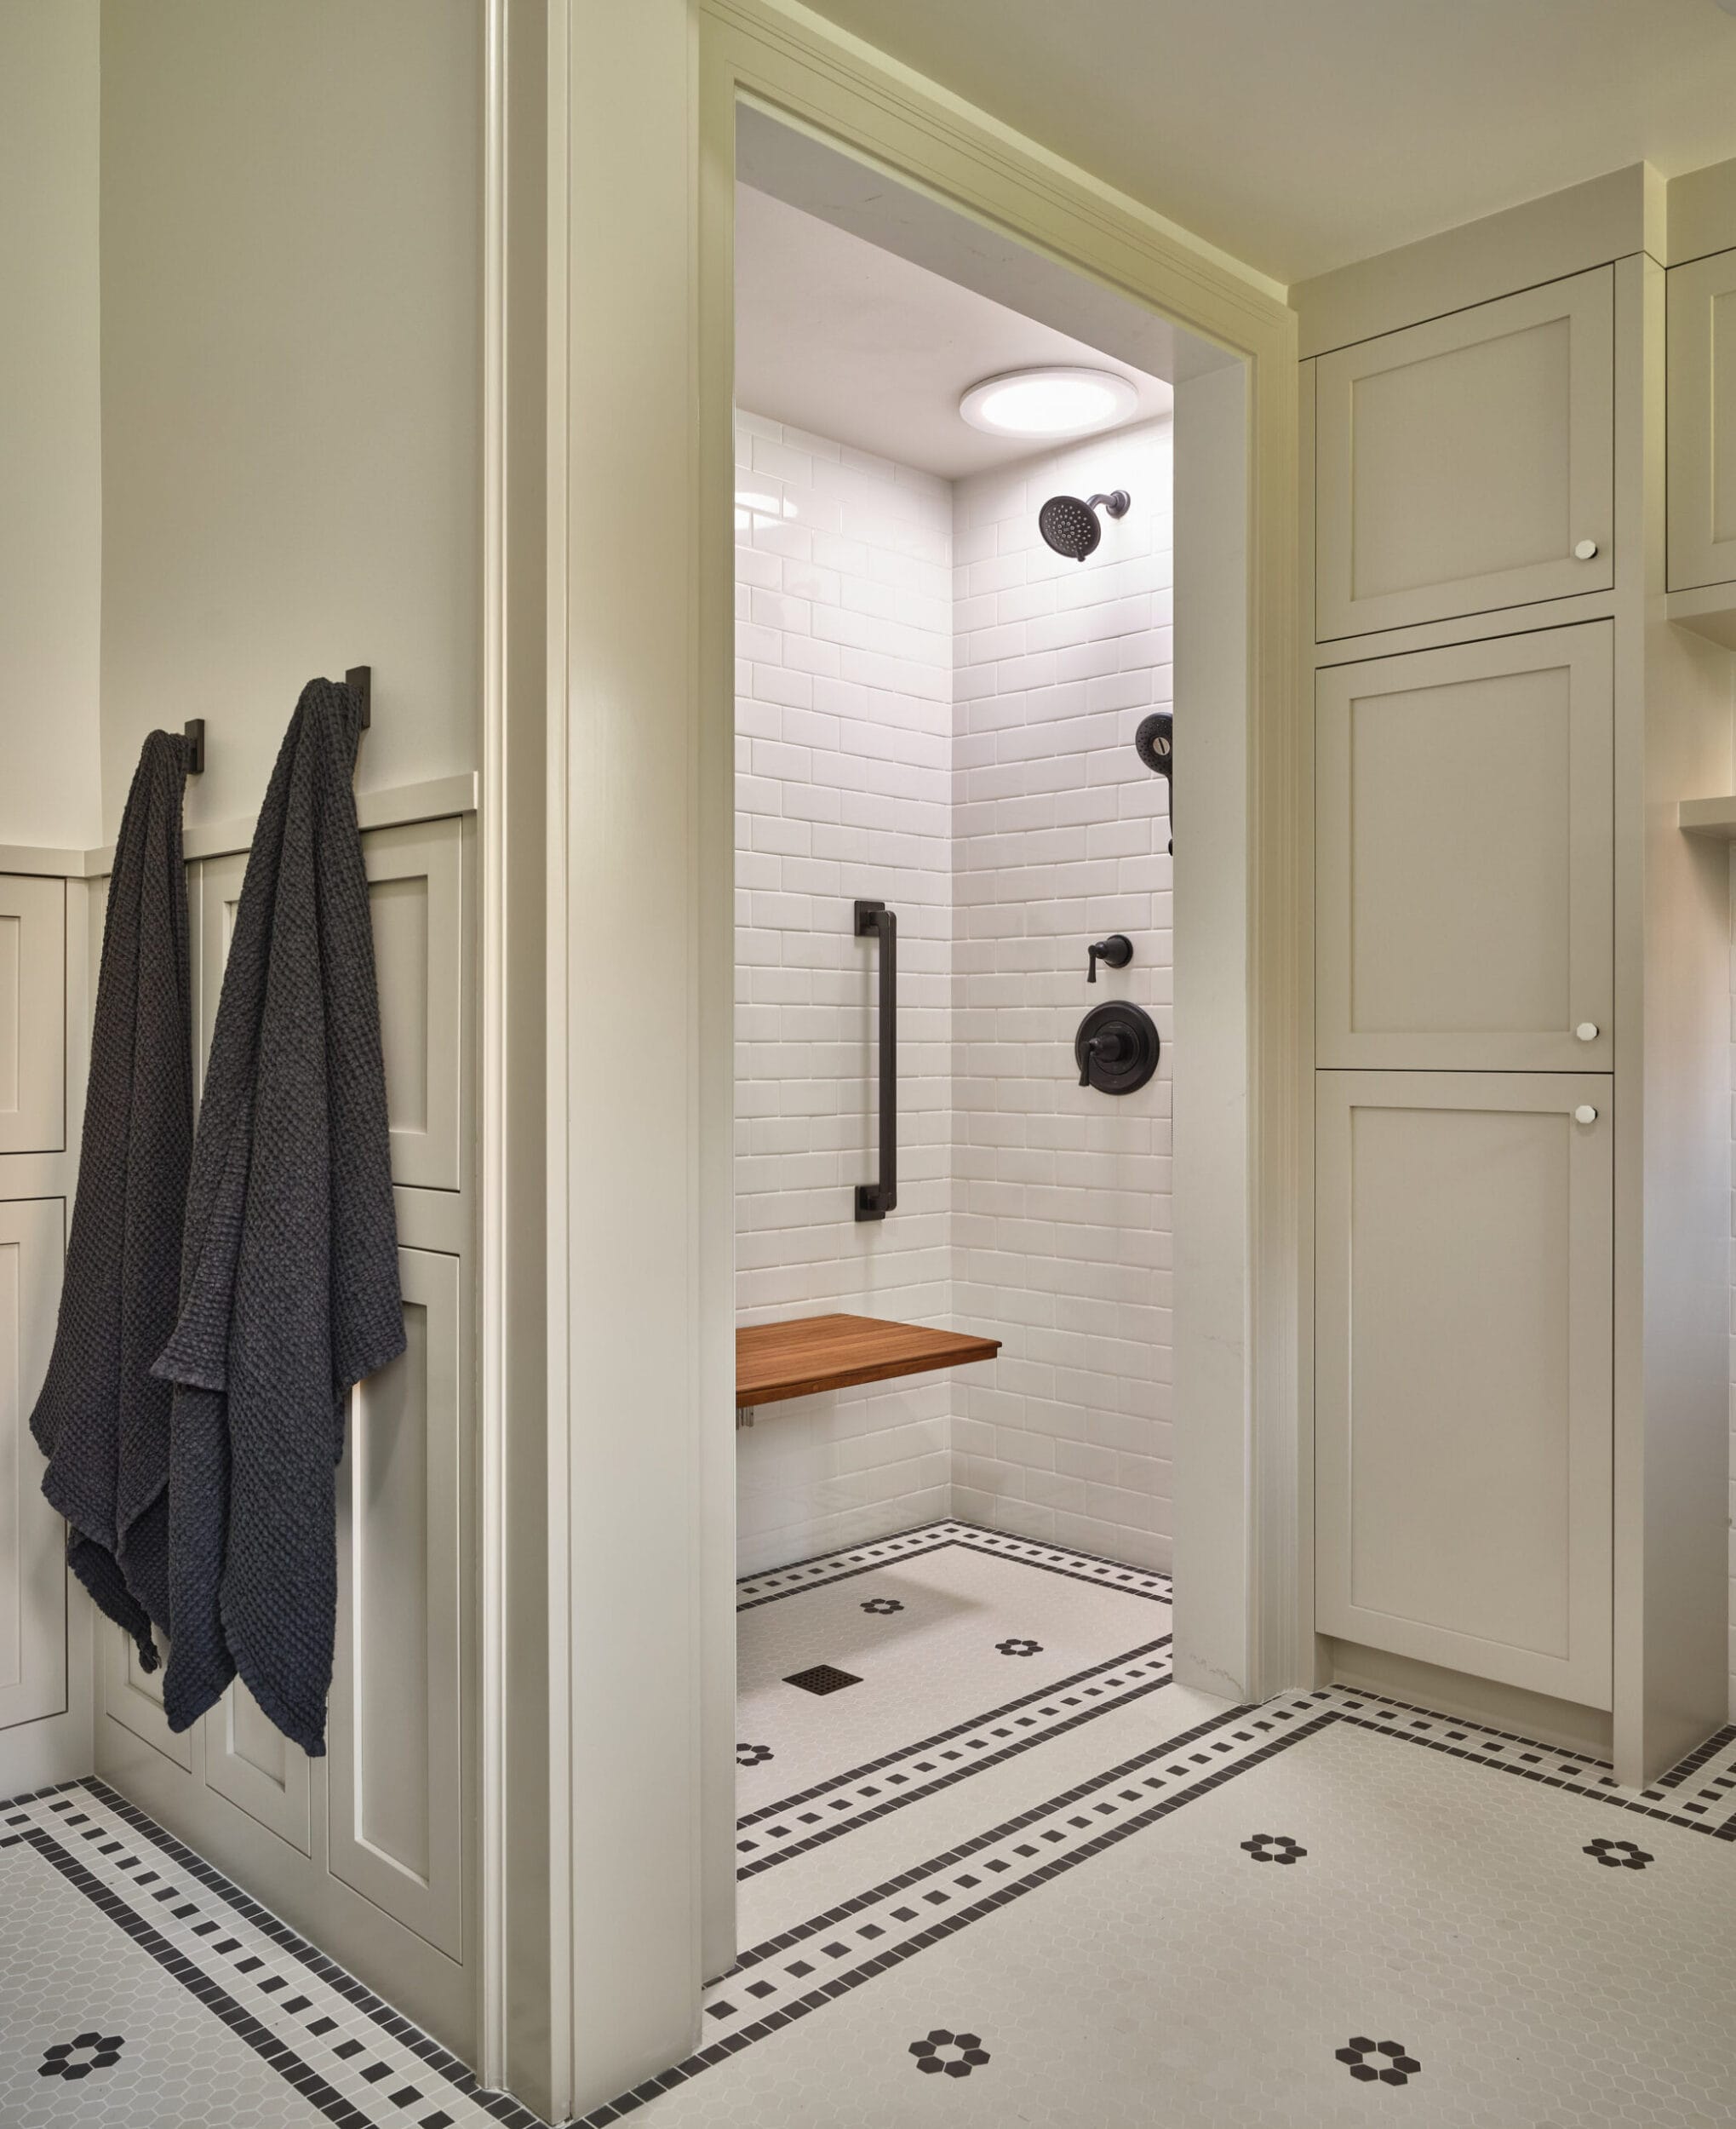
[1331,1710,1736,1843]
[1643,1722,1736,1796]
[736,1522,1172,1614]
[14,1826,378,2129]
[730,1696,1265,1976]
[739,1633,1172,1828]
[5,1780,549,2129]
[738,1641,1174,1879]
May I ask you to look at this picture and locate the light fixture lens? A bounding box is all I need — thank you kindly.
[959,366,1138,440]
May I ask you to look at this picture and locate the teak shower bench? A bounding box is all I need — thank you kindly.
[736,1312,1000,1411]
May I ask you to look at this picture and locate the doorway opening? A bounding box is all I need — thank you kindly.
[716,103,1260,1975]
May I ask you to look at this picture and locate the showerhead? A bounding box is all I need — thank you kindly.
[1038,488,1131,560]
[1135,710,1171,777]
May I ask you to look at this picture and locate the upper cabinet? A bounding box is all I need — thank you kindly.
[1315,267,1614,640]
[1667,246,1736,594]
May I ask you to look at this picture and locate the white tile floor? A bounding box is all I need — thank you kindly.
[7,1520,1736,2128]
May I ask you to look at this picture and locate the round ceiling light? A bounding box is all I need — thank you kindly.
[959,366,1139,440]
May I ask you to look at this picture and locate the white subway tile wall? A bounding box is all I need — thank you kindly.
[733,411,958,1574]
[949,423,1173,1569]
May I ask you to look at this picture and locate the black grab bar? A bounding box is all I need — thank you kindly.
[855,898,897,1220]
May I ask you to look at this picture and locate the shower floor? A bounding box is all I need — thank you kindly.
[9,1524,1736,2126]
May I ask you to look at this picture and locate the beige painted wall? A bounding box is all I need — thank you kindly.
[98,0,484,836]
[0,0,103,849]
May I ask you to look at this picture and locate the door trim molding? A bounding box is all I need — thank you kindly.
[542,0,1304,2110]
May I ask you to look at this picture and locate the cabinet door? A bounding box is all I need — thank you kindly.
[364,819,463,1191]
[0,877,66,1155]
[1315,267,1613,639]
[327,1246,464,1955]
[1667,246,1736,593]
[0,1198,66,1730]
[100,1621,192,1771]
[197,819,463,1189]
[1315,1072,1612,1707]
[1315,625,1612,1070]
[203,1678,312,1853]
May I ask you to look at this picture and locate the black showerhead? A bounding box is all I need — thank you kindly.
[1038,488,1131,560]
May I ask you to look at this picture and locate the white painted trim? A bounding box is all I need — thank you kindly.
[74,771,479,879]
[0,845,96,881]
[542,4,575,2118]
[477,0,508,2092]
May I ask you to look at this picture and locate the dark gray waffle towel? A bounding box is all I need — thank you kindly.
[31,731,192,1669]
[153,676,403,1753]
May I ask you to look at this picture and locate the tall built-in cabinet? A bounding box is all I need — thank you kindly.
[0,875,89,1773]
[1301,174,1736,1784]
[0,805,478,2056]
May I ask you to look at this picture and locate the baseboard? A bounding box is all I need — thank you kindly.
[1320,1637,1613,1760]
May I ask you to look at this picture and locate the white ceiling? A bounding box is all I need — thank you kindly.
[806,0,1736,286]
[734,185,1171,479]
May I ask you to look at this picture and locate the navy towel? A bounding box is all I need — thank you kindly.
[153,676,403,1753]
[31,731,193,1670]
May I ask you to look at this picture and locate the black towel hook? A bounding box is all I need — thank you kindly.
[180,665,370,778]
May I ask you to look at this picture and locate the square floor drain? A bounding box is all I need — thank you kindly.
[784,1664,862,1696]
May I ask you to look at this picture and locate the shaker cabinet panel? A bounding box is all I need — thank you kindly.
[364,819,463,1192]
[1315,1072,1613,1708]
[0,1198,66,1731]
[204,1677,313,1854]
[328,1244,465,1956]
[1667,245,1736,593]
[1315,267,1613,639]
[1315,625,1613,1072]
[0,876,66,1156]
[196,818,463,1191]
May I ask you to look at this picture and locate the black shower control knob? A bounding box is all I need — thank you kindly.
[1074,1000,1160,1095]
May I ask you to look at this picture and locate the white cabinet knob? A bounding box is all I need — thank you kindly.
[1573,538,1600,560]
[1575,1022,1599,1042]
[1573,1104,1598,1125]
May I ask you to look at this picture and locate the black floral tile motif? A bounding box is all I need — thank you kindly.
[1336,2038,1420,2086]
[38,2033,126,2080]
[736,1742,774,1767]
[909,2029,990,2078]
[784,1664,862,1696]
[994,1638,1042,1658]
[860,1598,904,1615]
[1240,1833,1306,1864]
[1584,1838,1653,1870]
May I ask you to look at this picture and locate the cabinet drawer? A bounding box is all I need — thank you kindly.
[1315,624,1612,1072]
[1315,1071,1612,1707]
[1667,245,1736,594]
[0,876,66,1155]
[1315,267,1613,640]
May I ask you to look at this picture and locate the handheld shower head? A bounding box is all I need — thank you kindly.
[1038,489,1131,561]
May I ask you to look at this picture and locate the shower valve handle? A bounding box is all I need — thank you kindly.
[1079,1030,1130,1085]
[1086,934,1134,984]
